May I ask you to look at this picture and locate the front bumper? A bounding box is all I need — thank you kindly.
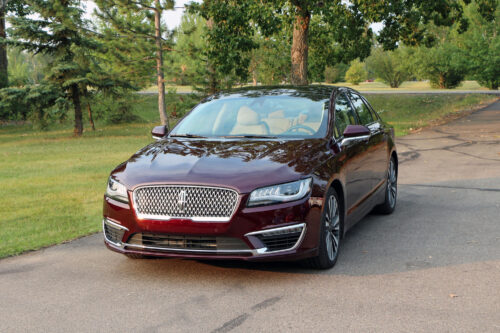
[103,193,322,261]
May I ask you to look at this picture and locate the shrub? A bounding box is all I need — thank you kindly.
[345,59,367,85]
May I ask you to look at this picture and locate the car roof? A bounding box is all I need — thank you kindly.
[204,85,360,103]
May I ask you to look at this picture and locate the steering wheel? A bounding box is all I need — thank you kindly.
[285,124,316,135]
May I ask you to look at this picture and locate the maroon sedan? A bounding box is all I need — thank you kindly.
[103,86,397,269]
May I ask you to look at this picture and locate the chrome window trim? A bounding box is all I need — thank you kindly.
[131,184,241,222]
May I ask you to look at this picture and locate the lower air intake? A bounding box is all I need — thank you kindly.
[103,220,126,244]
[126,233,249,252]
[252,224,305,252]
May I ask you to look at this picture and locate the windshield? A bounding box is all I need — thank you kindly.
[170,95,329,139]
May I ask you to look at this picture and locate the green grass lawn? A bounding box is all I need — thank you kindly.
[146,81,495,94]
[324,80,489,91]
[0,93,497,258]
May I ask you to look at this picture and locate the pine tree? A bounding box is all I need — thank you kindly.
[95,0,174,127]
[6,0,132,135]
[0,0,28,88]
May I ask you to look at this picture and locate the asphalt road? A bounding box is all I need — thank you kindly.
[1,100,500,333]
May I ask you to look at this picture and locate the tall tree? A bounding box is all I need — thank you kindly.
[196,0,496,87]
[6,0,97,135]
[5,0,131,134]
[460,0,499,89]
[0,0,7,88]
[0,0,27,88]
[95,0,174,127]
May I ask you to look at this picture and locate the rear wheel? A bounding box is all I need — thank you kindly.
[304,188,342,269]
[375,156,397,214]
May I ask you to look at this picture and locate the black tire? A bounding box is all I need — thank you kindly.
[374,156,397,214]
[303,188,342,269]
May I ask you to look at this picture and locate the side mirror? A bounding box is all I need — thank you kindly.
[151,125,168,140]
[341,125,370,146]
[343,124,370,138]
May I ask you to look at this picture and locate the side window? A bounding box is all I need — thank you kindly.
[349,93,374,125]
[361,96,380,121]
[334,93,357,138]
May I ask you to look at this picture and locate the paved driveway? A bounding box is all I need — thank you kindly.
[1,100,499,332]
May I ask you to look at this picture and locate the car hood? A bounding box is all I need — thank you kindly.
[112,138,331,193]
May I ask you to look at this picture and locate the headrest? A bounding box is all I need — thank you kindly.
[237,106,260,125]
[268,110,285,118]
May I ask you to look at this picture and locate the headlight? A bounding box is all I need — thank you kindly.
[105,177,129,203]
[247,178,312,207]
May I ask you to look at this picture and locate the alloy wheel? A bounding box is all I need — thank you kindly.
[387,159,397,208]
[324,194,341,261]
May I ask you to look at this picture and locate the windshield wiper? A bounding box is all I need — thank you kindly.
[223,135,278,139]
[170,133,207,138]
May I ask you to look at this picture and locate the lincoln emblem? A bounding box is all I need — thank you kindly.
[177,190,187,212]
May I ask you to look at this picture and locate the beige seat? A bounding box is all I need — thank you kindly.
[295,111,321,132]
[263,110,291,134]
[230,106,269,135]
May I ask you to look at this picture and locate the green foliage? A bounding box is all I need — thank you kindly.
[460,1,499,89]
[414,42,466,89]
[324,63,349,84]
[365,47,412,88]
[166,13,206,87]
[2,0,135,132]
[0,83,64,127]
[249,32,291,85]
[7,47,50,86]
[345,59,367,85]
[191,0,281,91]
[94,0,170,89]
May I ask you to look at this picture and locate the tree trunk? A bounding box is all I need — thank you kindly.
[0,6,8,89]
[290,7,310,86]
[71,84,83,136]
[206,18,218,94]
[439,74,446,89]
[154,0,168,127]
[87,102,95,131]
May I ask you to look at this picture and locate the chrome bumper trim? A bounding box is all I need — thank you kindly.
[103,220,306,257]
[102,218,128,248]
[245,223,307,255]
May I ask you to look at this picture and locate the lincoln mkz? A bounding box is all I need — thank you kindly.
[103,86,397,269]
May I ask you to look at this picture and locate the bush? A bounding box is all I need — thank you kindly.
[324,63,349,83]
[365,47,411,88]
[414,43,466,89]
[345,59,367,85]
[90,91,140,124]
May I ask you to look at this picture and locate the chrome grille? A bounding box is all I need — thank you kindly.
[133,185,239,221]
[126,233,250,252]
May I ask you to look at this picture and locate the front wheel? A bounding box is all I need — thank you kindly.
[375,156,397,214]
[304,188,342,269]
